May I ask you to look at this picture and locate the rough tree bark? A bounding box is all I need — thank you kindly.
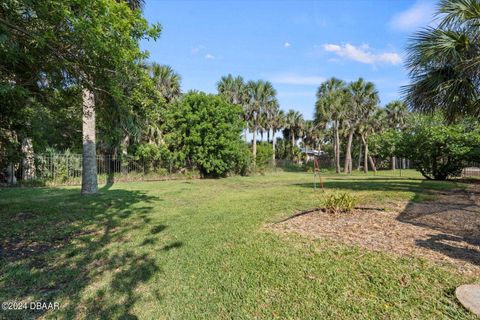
[357,143,362,171]
[272,130,276,164]
[21,137,35,180]
[335,120,341,173]
[81,88,98,195]
[344,129,354,174]
[362,134,368,173]
[252,124,257,166]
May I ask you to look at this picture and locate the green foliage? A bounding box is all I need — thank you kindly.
[398,114,480,180]
[134,143,170,172]
[323,191,358,214]
[255,142,273,168]
[369,129,402,159]
[163,91,246,177]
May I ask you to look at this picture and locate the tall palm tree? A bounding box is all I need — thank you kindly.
[217,75,248,140]
[271,108,285,163]
[246,80,277,164]
[385,100,408,170]
[404,0,480,121]
[358,107,385,173]
[285,110,304,160]
[150,63,182,103]
[343,78,379,173]
[315,78,346,173]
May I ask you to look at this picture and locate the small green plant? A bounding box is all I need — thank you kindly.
[323,192,357,214]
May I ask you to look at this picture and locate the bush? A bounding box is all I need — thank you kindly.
[255,142,273,168]
[397,114,480,180]
[323,192,357,214]
[163,91,246,177]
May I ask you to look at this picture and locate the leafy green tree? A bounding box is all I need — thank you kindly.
[404,0,479,121]
[398,114,480,180]
[162,92,246,177]
[1,0,160,193]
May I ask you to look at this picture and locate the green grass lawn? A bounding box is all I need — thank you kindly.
[0,170,477,319]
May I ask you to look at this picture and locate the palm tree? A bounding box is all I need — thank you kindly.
[315,78,346,173]
[285,110,304,160]
[358,107,385,173]
[246,80,277,164]
[150,63,182,103]
[385,100,408,170]
[217,75,248,140]
[343,78,379,173]
[404,0,479,121]
[271,108,285,163]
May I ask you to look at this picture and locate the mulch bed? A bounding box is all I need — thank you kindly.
[272,185,480,275]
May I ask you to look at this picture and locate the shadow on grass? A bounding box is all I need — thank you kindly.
[397,185,480,267]
[0,185,176,319]
[291,178,454,202]
[292,176,480,268]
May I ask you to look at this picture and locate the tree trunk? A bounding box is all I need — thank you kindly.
[391,156,396,171]
[369,155,377,172]
[260,130,264,142]
[357,143,362,171]
[335,120,340,173]
[252,125,257,166]
[362,134,368,173]
[81,88,98,195]
[267,130,270,144]
[291,132,295,161]
[272,130,276,165]
[21,137,35,180]
[121,134,129,174]
[344,129,354,174]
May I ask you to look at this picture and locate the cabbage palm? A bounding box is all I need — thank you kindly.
[404,0,480,121]
[150,63,181,103]
[271,108,285,163]
[285,109,304,160]
[217,74,248,141]
[358,107,385,173]
[246,80,277,163]
[315,78,346,173]
[343,78,379,173]
[385,100,408,170]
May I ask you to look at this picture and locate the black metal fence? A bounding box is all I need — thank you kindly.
[2,154,479,187]
[4,154,198,186]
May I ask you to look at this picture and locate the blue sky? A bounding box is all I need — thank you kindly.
[141,0,437,120]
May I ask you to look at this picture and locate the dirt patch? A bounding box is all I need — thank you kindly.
[272,185,480,275]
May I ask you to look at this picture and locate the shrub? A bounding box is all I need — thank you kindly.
[397,114,480,180]
[255,142,273,168]
[323,192,357,214]
[163,91,246,177]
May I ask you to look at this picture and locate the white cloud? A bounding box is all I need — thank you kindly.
[271,73,326,86]
[284,42,291,48]
[390,1,436,31]
[323,43,401,65]
[204,53,215,60]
